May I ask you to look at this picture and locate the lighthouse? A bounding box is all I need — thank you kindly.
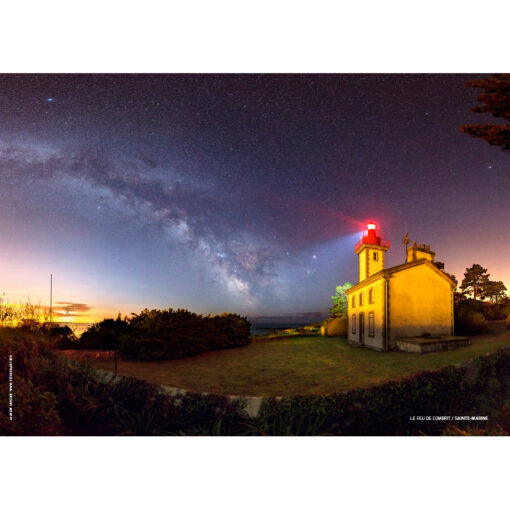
[354,221,390,282]
[345,221,457,352]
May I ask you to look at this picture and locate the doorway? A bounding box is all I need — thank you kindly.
[359,312,365,345]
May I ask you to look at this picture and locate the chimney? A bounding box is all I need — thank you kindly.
[407,242,435,263]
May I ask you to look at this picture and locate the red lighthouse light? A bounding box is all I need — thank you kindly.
[354,220,390,253]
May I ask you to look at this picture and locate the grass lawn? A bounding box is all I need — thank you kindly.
[89,323,510,397]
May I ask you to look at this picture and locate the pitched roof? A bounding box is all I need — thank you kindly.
[345,258,456,294]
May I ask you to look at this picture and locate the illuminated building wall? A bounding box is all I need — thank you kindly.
[346,223,455,351]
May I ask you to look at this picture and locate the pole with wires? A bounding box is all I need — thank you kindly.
[50,273,53,322]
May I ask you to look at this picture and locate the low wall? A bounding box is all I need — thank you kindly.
[94,368,267,417]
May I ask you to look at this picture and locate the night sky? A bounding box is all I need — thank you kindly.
[0,74,508,323]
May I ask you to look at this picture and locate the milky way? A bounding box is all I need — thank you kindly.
[0,74,508,321]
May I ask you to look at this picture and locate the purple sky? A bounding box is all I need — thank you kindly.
[0,74,508,322]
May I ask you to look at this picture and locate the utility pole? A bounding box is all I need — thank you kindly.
[50,273,53,322]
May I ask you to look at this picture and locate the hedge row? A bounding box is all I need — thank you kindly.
[58,309,252,361]
[454,299,510,335]
[255,347,510,435]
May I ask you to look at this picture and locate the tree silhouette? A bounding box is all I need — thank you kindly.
[482,280,507,303]
[433,261,458,286]
[460,264,490,301]
[460,74,510,152]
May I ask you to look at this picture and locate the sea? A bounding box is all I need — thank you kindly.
[59,318,326,337]
[249,319,326,336]
[250,323,310,336]
[58,322,92,337]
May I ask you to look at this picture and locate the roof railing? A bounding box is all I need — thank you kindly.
[354,231,390,252]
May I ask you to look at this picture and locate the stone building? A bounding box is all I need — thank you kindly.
[345,222,456,351]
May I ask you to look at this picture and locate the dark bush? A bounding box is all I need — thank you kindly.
[208,313,251,350]
[455,302,488,335]
[173,393,250,435]
[60,309,251,360]
[7,320,77,348]
[61,315,132,350]
[120,308,251,361]
[457,298,510,321]
[0,377,61,435]
[0,328,62,435]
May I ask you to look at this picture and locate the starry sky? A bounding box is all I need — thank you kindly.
[0,74,508,323]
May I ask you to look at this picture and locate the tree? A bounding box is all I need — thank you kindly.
[460,264,490,301]
[433,261,458,287]
[482,280,507,303]
[79,313,132,350]
[329,282,353,318]
[460,74,510,152]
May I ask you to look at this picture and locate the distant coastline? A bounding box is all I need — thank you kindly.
[58,317,328,338]
[249,314,327,336]
[58,322,92,337]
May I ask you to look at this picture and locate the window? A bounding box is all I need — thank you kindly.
[352,314,356,334]
[369,288,374,304]
[359,292,363,306]
[352,295,356,308]
[373,251,378,261]
[369,312,375,337]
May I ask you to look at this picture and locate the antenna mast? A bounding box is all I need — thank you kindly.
[402,223,410,264]
[50,274,53,322]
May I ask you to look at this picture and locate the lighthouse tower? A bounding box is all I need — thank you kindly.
[354,221,390,282]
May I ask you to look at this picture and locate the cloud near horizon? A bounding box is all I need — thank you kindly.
[53,301,92,317]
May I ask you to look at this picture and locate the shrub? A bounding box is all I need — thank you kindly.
[324,317,348,337]
[40,366,179,435]
[62,309,251,360]
[0,378,61,435]
[208,313,251,350]
[0,328,54,381]
[259,365,474,435]
[77,315,132,350]
[506,313,510,329]
[455,304,488,335]
[457,298,510,321]
[120,309,251,361]
[0,328,62,435]
[173,393,250,435]
[248,406,341,436]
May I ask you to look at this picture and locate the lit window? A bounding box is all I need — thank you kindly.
[352,314,356,334]
[359,293,363,306]
[373,252,378,261]
[369,312,375,337]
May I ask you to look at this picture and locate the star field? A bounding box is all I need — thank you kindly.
[0,74,508,321]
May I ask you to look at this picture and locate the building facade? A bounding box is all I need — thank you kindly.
[345,223,456,351]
